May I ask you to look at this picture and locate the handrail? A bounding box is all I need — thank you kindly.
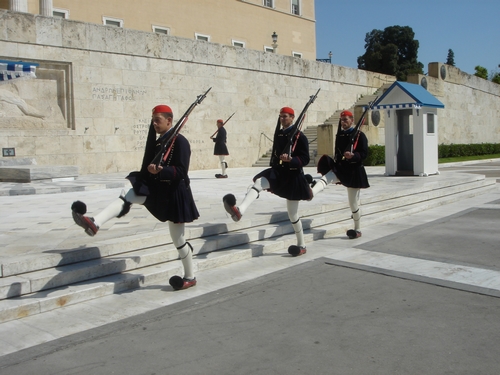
[260,132,273,142]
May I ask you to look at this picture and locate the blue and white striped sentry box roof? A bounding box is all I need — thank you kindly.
[368,81,445,110]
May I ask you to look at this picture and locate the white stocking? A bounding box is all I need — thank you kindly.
[169,222,194,280]
[238,177,270,215]
[287,200,305,247]
[218,155,227,175]
[311,170,339,198]
[93,188,146,228]
[347,188,361,231]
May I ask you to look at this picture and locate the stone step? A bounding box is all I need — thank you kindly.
[1,173,491,279]
[0,165,79,182]
[252,126,318,167]
[0,176,495,323]
[0,210,334,300]
[0,176,492,285]
[0,238,297,323]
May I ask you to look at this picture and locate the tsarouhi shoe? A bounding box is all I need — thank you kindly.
[288,245,307,257]
[169,276,197,290]
[71,201,99,236]
[223,194,242,222]
[346,229,362,239]
[215,174,228,178]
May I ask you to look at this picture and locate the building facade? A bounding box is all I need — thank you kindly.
[0,0,317,60]
[1,9,498,176]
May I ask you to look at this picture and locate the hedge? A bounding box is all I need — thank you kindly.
[365,145,385,166]
[438,143,500,158]
[363,143,500,166]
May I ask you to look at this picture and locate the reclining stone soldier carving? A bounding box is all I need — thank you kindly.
[0,89,45,119]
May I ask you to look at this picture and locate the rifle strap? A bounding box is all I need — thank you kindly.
[291,130,301,153]
[352,131,361,151]
[162,135,177,164]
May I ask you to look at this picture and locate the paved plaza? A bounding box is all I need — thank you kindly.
[0,160,499,374]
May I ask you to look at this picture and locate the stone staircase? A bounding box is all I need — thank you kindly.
[324,83,393,126]
[252,126,319,167]
[252,83,392,168]
[0,172,496,323]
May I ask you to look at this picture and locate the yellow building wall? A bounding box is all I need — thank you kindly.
[1,0,316,60]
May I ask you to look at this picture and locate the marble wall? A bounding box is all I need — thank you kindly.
[408,63,500,145]
[1,10,498,174]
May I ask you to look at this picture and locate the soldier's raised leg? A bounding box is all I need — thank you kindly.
[223,177,269,222]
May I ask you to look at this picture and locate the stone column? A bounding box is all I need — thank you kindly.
[317,124,335,160]
[39,0,53,16]
[9,0,28,12]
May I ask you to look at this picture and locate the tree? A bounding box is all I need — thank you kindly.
[474,65,488,79]
[491,72,500,84]
[357,25,424,81]
[446,49,455,66]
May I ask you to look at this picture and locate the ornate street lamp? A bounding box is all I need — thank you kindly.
[271,31,278,53]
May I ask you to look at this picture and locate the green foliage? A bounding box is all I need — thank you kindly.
[365,145,385,166]
[438,143,500,158]
[363,143,500,166]
[491,72,500,84]
[357,25,424,81]
[474,65,488,79]
[446,49,455,66]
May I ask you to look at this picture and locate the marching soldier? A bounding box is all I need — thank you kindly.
[211,118,229,178]
[223,106,312,256]
[71,105,200,290]
[310,109,370,239]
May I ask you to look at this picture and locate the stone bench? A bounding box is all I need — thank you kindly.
[0,159,78,182]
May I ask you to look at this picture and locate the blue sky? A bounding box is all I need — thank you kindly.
[315,0,500,77]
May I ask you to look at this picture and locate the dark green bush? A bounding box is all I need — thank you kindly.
[365,145,385,166]
[438,143,500,158]
[364,143,500,166]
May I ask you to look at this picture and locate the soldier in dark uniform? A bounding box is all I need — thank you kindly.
[223,106,312,256]
[310,109,370,239]
[211,119,229,178]
[71,105,200,290]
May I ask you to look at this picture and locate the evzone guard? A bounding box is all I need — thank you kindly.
[71,89,210,290]
[223,90,319,256]
[309,107,371,239]
[210,112,234,178]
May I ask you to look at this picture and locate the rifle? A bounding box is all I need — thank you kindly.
[280,88,320,160]
[338,96,378,160]
[151,87,211,167]
[209,111,236,139]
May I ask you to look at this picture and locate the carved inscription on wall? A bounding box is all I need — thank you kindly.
[134,119,150,151]
[187,138,207,151]
[92,85,148,101]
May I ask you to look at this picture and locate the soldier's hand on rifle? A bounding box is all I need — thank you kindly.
[344,151,354,160]
[147,164,163,174]
[279,153,292,163]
